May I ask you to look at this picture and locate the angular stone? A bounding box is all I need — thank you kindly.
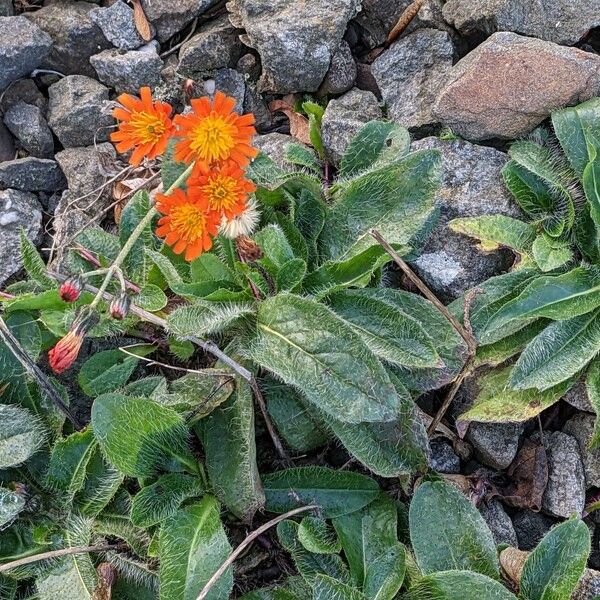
[372,28,453,130]
[479,499,518,546]
[178,14,241,78]
[321,88,382,167]
[3,102,54,159]
[429,438,460,473]
[0,189,43,285]
[27,1,110,78]
[512,509,555,551]
[434,32,600,142]
[211,69,245,113]
[0,16,52,90]
[140,0,219,42]
[90,0,145,50]
[563,381,595,414]
[563,413,600,489]
[410,137,520,300]
[228,0,361,93]
[0,122,14,162]
[243,83,273,133]
[90,44,163,94]
[0,79,47,116]
[319,41,356,97]
[0,158,66,193]
[48,75,113,148]
[466,421,523,470]
[254,133,299,170]
[542,431,585,518]
[442,0,600,46]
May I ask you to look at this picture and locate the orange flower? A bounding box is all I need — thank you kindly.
[173,91,258,169]
[110,87,174,166]
[48,309,98,374]
[187,162,256,220]
[155,188,221,261]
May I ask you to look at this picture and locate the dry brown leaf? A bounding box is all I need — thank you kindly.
[112,176,151,224]
[130,0,153,42]
[269,99,312,146]
[91,563,117,600]
[499,547,527,590]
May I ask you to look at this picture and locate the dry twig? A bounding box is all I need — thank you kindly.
[386,0,425,46]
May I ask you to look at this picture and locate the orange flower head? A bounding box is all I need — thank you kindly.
[173,91,258,169]
[188,162,257,220]
[110,87,175,166]
[48,309,98,374]
[155,188,221,261]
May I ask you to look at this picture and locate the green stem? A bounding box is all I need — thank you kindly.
[89,163,195,310]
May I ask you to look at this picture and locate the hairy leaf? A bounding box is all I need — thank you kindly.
[167,301,255,337]
[0,487,25,528]
[404,571,517,600]
[0,404,46,468]
[531,234,573,272]
[298,517,341,554]
[19,230,53,288]
[312,574,367,600]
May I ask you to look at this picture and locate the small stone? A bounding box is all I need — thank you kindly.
[578,569,600,599]
[542,431,585,518]
[512,509,555,551]
[429,438,460,473]
[466,422,523,470]
[318,41,356,97]
[228,0,361,93]
[90,44,164,94]
[90,0,145,51]
[237,53,261,81]
[355,62,381,98]
[563,381,595,413]
[178,15,242,79]
[410,137,521,300]
[0,158,66,193]
[563,413,600,489]
[3,102,54,159]
[210,68,245,113]
[0,16,52,90]
[48,75,113,148]
[140,0,219,42]
[442,0,600,46]
[0,189,43,285]
[27,1,110,78]
[433,32,600,142]
[372,28,453,131]
[321,88,382,167]
[479,499,518,546]
[0,79,47,116]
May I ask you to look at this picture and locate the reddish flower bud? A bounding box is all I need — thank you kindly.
[59,275,84,302]
[48,309,97,374]
[109,293,131,320]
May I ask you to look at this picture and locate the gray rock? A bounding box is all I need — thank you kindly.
[0,79,47,116]
[178,15,242,78]
[254,132,298,170]
[466,421,523,470]
[542,431,585,518]
[237,53,261,81]
[0,122,14,162]
[0,1,13,17]
[90,0,145,50]
[563,381,595,413]
[372,28,453,131]
[319,41,356,97]
[564,413,600,489]
[0,158,66,192]
[209,69,245,113]
[0,189,43,285]
[480,499,518,546]
[429,438,460,473]
[48,75,113,148]
[90,44,164,94]
[27,1,110,78]
[244,83,273,133]
[228,0,361,93]
[578,570,600,599]
[321,88,382,167]
[140,0,219,41]
[512,509,555,551]
[410,137,520,300]
[355,62,381,98]
[0,16,52,90]
[433,32,600,142]
[442,0,600,46]
[3,102,54,159]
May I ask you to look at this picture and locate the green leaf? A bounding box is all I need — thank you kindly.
[161,138,188,189]
[0,404,46,468]
[320,149,440,262]
[312,575,367,600]
[46,428,97,501]
[520,519,590,600]
[294,189,326,269]
[78,346,153,397]
[285,144,321,173]
[136,284,168,311]
[298,517,341,554]
[19,230,53,288]
[328,288,441,368]
[131,473,204,528]
[404,571,517,600]
[91,393,195,478]
[190,253,237,284]
[531,234,573,272]
[263,466,379,518]
[0,487,25,528]
[248,293,400,424]
[199,377,265,521]
[166,301,255,338]
[159,496,233,600]
[94,515,150,557]
[409,480,499,578]
[277,258,307,291]
[510,309,600,390]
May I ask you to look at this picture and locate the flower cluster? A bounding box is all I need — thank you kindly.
[110,87,259,260]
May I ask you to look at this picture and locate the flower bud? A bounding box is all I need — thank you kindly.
[48,309,98,374]
[109,293,131,320]
[236,235,262,261]
[59,275,84,302]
